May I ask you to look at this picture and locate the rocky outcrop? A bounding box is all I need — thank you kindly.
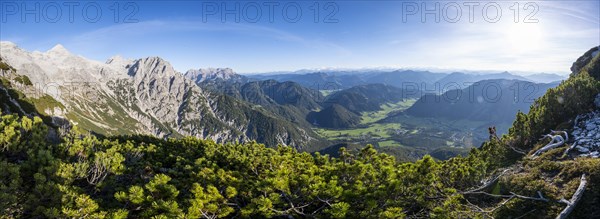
[571,46,600,76]
[570,111,600,158]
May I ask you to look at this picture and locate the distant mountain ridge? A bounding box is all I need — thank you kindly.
[523,73,567,83]
[434,72,530,90]
[248,69,559,91]
[184,68,249,84]
[249,72,366,89]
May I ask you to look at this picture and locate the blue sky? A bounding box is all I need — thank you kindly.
[1,1,599,74]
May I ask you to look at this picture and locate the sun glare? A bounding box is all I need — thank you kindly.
[505,23,544,53]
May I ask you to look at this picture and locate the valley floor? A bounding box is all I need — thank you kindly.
[313,99,500,161]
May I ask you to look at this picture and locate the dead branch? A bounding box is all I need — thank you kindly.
[550,130,569,142]
[462,169,509,194]
[563,143,577,156]
[511,191,548,202]
[515,209,537,219]
[87,159,108,185]
[509,145,527,155]
[556,174,587,219]
[464,191,548,202]
[463,190,547,216]
[531,133,565,158]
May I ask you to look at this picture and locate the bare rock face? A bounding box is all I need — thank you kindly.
[128,57,191,124]
[571,111,600,158]
[124,57,250,142]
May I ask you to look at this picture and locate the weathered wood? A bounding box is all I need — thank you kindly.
[556,174,587,219]
[551,130,568,141]
[462,169,509,194]
[532,134,565,157]
[563,142,577,156]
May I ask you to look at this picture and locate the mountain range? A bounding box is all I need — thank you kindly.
[248,69,566,90]
[0,42,325,150]
[0,41,570,157]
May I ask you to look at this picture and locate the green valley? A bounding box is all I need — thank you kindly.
[313,99,485,161]
[359,99,417,124]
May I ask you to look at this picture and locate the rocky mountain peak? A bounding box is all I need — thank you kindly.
[128,56,178,77]
[208,68,236,79]
[46,44,71,55]
[184,67,245,83]
[0,41,27,60]
[0,41,18,49]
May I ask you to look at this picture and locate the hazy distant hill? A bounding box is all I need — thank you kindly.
[249,72,366,89]
[364,70,446,89]
[523,73,568,83]
[404,79,558,124]
[248,70,560,92]
[249,70,447,90]
[434,72,530,91]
